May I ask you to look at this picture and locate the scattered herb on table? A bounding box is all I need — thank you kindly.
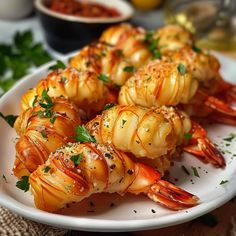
[16,176,30,192]
[0,30,52,96]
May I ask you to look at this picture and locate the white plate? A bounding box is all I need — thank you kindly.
[0,54,236,232]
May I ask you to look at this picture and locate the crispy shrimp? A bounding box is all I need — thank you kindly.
[30,142,199,212]
[119,60,236,125]
[13,96,81,178]
[87,105,225,168]
[20,67,111,116]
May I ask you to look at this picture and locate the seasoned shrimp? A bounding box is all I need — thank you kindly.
[30,142,199,212]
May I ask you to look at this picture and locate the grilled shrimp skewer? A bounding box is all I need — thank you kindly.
[119,61,236,125]
[30,142,198,212]
[87,105,225,168]
[14,94,81,178]
[20,67,111,116]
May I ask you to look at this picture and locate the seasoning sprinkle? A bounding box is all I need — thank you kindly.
[181,165,190,175]
[191,166,200,178]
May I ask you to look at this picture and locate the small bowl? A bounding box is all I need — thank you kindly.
[35,0,134,53]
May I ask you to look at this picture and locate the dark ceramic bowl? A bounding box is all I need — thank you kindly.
[35,0,134,53]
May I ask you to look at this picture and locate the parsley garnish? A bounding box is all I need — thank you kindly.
[73,125,96,143]
[144,31,161,59]
[122,119,127,126]
[220,180,228,185]
[103,103,115,110]
[50,116,57,124]
[0,30,52,96]
[178,63,186,75]
[191,166,200,178]
[123,66,136,73]
[32,95,38,107]
[184,132,193,139]
[181,165,190,175]
[98,74,109,83]
[40,131,48,139]
[49,60,66,71]
[16,176,29,192]
[60,76,67,83]
[70,153,83,167]
[223,133,236,142]
[0,112,18,128]
[192,45,201,53]
[43,166,51,173]
[2,174,7,183]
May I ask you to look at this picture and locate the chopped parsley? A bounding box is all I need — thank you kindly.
[48,60,66,71]
[122,119,127,126]
[2,174,7,183]
[184,132,192,139]
[181,165,190,175]
[123,66,136,73]
[32,95,38,107]
[191,166,200,178]
[0,112,18,128]
[220,180,228,185]
[43,166,51,173]
[103,103,115,110]
[98,73,109,83]
[70,153,83,167]
[192,45,201,53]
[16,176,29,192]
[40,131,48,139]
[60,76,67,83]
[223,133,236,142]
[144,31,161,59]
[73,125,96,143]
[178,63,186,75]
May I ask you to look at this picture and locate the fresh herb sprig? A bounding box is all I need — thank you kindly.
[16,176,30,192]
[144,31,161,59]
[70,153,83,167]
[0,112,18,127]
[73,125,96,143]
[0,30,52,96]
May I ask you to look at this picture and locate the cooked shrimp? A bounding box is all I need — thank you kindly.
[14,95,81,178]
[30,142,199,212]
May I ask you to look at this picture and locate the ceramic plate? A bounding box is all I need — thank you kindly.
[0,53,236,232]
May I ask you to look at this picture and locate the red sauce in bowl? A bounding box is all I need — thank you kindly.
[48,0,121,18]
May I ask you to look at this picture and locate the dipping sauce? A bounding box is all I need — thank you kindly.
[48,0,121,18]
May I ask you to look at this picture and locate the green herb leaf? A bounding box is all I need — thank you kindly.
[192,45,201,53]
[122,119,127,126]
[98,73,109,83]
[32,95,38,107]
[40,131,48,139]
[74,125,96,143]
[181,165,190,175]
[123,66,136,73]
[70,153,83,167]
[178,63,186,75]
[220,180,228,185]
[198,213,218,227]
[43,166,51,173]
[184,132,192,139]
[49,60,66,71]
[2,174,7,183]
[191,166,200,178]
[0,112,18,128]
[16,176,29,192]
[50,116,57,124]
[223,133,236,142]
[103,103,115,110]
